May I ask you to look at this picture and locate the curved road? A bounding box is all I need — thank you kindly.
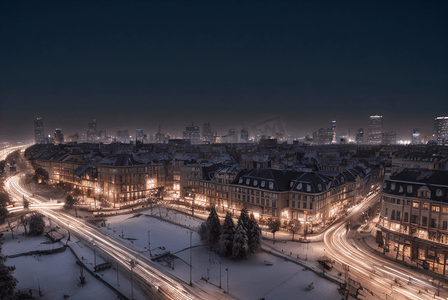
[324,194,446,300]
[5,173,232,300]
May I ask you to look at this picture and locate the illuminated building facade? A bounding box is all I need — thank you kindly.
[34,117,45,144]
[434,116,448,146]
[378,169,448,275]
[368,115,383,144]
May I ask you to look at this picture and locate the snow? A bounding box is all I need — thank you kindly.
[99,208,341,300]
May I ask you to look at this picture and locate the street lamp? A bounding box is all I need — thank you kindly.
[130,258,137,300]
[90,239,97,270]
[225,268,229,294]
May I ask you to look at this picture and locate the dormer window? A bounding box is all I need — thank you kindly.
[290,182,294,188]
[239,178,243,184]
[261,181,266,187]
[407,185,413,193]
[398,186,403,193]
[391,183,396,190]
[246,179,250,185]
[436,189,443,197]
[296,183,302,190]
[341,177,345,183]
[269,182,274,190]
[318,184,322,191]
[253,180,258,186]
[307,185,311,192]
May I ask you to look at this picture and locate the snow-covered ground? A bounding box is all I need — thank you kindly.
[101,208,342,300]
[1,217,147,300]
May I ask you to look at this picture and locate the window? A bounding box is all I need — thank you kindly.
[391,183,396,190]
[432,206,440,212]
[391,210,395,220]
[242,195,246,202]
[422,216,428,227]
[261,199,265,205]
[385,208,388,216]
[412,201,419,208]
[266,199,270,206]
[272,200,277,207]
[430,219,437,228]
[443,206,448,214]
[253,180,258,186]
[411,215,418,224]
[292,201,295,208]
[261,181,266,187]
[296,183,302,190]
[297,202,300,208]
[246,179,250,185]
[404,212,409,222]
[303,202,307,209]
[443,221,447,231]
[297,194,301,200]
[269,182,274,189]
[397,199,401,205]
[292,194,295,199]
[407,185,413,193]
[310,203,313,210]
[256,197,260,204]
[396,211,401,221]
[307,184,311,192]
[423,203,429,210]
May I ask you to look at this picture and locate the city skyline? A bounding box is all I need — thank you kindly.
[1,1,447,142]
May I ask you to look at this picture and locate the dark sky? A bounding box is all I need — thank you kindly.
[1,0,447,142]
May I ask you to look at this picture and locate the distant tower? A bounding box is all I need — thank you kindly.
[368,115,383,144]
[356,128,364,144]
[434,116,448,146]
[202,122,212,142]
[412,128,420,144]
[136,129,144,143]
[183,122,200,144]
[34,117,45,144]
[54,128,64,144]
[240,128,249,143]
[87,119,97,142]
[331,120,337,143]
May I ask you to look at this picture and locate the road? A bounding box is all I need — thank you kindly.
[4,172,233,300]
[324,193,447,300]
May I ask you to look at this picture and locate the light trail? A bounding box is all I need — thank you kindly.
[4,173,232,300]
[323,193,446,300]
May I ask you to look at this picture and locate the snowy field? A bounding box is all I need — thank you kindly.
[102,209,342,300]
[1,218,147,300]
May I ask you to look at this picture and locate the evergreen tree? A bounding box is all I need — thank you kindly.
[247,213,261,253]
[32,167,49,184]
[28,214,45,236]
[0,244,18,300]
[205,206,221,251]
[232,224,248,259]
[267,218,280,241]
[64,195,79,210]
[218,211,235,256]
[198,222,207,240]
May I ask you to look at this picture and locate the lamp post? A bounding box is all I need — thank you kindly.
[130,259,137,300]
[189,230,193,286]
[148,230,151,256]
[225,268,229,294]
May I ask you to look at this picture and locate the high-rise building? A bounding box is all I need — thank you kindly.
[202,122,212,142]
[331,120,337,143]
[412,128,420,144]
[368,115,383,144]
[434,116,448,146]
[240,129,249,142]
[356,128,363,144]
[54,128,64,144]
[117,130,129,143]
[228,129,238,143]
[381,132,396,145]
[34,117,45,144]
[136,129,144,141]
[68,132,79,143]
[183,123,200,144]
[87,119,97,142]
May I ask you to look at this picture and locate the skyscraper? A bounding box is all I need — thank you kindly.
[34,117,45,144]
[412,128,420,144]
[331,120,337,143]
[87,119,97,142]
[368,115,383,144]
[54,128,64,144]
[381,132,396,145]
[356,128,363,144]
[202,122,212,142]
[183,123,201,144]
[240,129,249,142]
[434,116,448,146]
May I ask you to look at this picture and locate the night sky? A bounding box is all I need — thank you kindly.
[1,0,447,142]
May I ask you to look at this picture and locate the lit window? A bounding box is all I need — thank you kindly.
[412,201,419,208]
